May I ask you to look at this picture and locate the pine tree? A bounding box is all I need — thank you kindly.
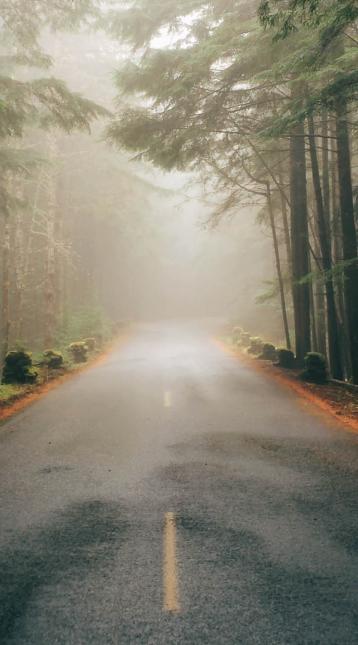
[0,0,108,362]
[259,0,358,380]
[105,0,357,377]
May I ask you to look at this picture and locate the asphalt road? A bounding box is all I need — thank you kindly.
[0,322,357,644]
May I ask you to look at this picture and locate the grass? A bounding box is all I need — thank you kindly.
[0,383,28,402]
[0,340,116,412]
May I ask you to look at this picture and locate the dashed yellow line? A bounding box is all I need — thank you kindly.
[163,512,180,613]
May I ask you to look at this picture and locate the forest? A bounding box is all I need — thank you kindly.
[1,4,358,642]
[1,0,358,385]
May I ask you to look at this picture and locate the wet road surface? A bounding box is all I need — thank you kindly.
[0,322,357,644]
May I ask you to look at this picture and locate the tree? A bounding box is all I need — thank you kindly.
[108,1,298,335]
[107,0,357,379]
[0,0,108,362]
[259,0,358,380]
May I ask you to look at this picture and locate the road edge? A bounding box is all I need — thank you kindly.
[0,332,131,425]
[215,338,358,435]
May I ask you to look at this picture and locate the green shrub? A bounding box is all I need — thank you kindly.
[43,350,64,369]
[259,343,277,361]
[300,352,328,383]
[68,341,88,363]
[2,350,38,384]
[83,337,96,352]
[248,337,264,355]
[277,348,296,369]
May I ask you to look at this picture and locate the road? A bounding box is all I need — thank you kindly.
[0,322,357,644]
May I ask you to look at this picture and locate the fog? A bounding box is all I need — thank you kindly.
[1,4,357,640]
[0,5,291,360]
[42,28,281,336]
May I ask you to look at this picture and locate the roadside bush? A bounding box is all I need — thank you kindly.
[259,343,277,361]
[232,326,243,343]
[2,350,38,384]
[83,337,96,352]
[248,337,264,355]
[277,348,296,369]
[68,341,88,363]
[240,332,251,347]
[43,350,64,369]
[300,352,328,383]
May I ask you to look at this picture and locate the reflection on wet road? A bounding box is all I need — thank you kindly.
[0,322,357,644]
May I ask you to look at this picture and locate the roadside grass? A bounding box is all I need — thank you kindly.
[0,309,127,417]
[0,383,29,403]
[0,342,113,412]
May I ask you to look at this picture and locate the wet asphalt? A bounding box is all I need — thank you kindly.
[0,322,357,644]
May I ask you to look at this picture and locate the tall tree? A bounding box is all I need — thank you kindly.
[0,0,108,362]
[107,0,299,340]
[289,104,311,363]
[259,0,358,379]
[307,114,343,378]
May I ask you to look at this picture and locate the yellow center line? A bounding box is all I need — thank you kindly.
[163,512,180,613]
[164,391,172,408]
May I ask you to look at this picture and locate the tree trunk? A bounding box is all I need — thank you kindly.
[44,135,58,348]
[330,118,349,377]
[308,254,318,351]
[280,183,292,269]
[321,111,330,225]
[12,210,24,344]
[314,283,327,356]
[335,98,358,383]
[277,158,292,268]
[313,232,327,356]
[12,176,27,344]
[266,185,291,349]
[290,117,310,363]
[307,114,343,379]
[1,211,11,364]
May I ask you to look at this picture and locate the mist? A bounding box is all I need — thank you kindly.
[0,18,284,357]
[0,4,357,643]
[1,0,357,377]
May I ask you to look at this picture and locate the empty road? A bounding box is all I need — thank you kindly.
[0,322,357,644]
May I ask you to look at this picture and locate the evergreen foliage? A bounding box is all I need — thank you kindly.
[259,343,277,361]
[277,348,296,369]
[248,337,264,355]
[43,350,64,369]
[0,0,108,217]
[2,350,37,384]
[68,341,88,363]
[300,351,328,383]
[106,0,357,381]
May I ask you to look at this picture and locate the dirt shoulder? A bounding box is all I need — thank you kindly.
[218,340,358,433]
